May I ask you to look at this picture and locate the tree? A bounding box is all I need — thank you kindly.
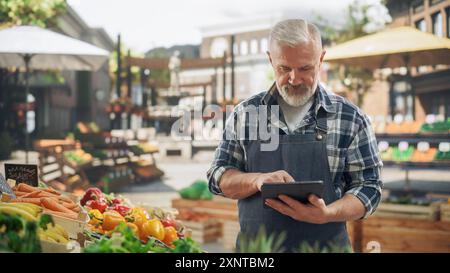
[315,0,391,107]
[0,0,67,28]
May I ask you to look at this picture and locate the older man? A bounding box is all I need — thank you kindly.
[207,19,383,252]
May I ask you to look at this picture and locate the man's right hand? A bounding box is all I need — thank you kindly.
[253,170,295,191]
[219,169,295,200]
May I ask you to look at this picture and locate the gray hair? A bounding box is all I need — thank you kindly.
[269,19,322,50]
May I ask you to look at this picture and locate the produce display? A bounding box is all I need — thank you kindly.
[129,143,159,155]
[64,149,93,167]
[1,179,205,253]
[178,180,213,200]
[385,121,422,134]
[10,183,82,220]
[435,150,450,161]
[76,122,100,134]
[80,187,198,251]
[391,146,414,162]
[420,119,450,133]
[0,206,70,252]
[410,148,437,162]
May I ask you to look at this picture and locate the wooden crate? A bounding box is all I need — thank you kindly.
[181,219,222,244]
[171,196,238,221]
[361,216,450,253]
[441,204,450,222]
[43,209,88,240]
[222,220,240,251]
[374,203,440,221]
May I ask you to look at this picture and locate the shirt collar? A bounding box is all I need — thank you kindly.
[261,82,336,114]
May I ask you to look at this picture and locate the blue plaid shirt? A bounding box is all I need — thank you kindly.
[207,83,383,219]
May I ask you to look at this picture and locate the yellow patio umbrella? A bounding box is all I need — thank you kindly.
[324,26,450,69]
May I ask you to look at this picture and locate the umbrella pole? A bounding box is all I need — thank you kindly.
[23,54,32,164]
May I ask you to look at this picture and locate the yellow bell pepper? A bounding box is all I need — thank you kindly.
[88,209,104,226]
[102,210,125,231]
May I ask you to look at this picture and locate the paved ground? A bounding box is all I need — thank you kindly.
[2,150,449,252]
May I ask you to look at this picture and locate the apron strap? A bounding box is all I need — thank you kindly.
[315,107,327,140]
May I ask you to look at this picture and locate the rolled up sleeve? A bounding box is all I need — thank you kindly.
[343,114,383,219]
[207,112,245,195]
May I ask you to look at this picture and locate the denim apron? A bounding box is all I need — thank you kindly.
[237,108,350,252]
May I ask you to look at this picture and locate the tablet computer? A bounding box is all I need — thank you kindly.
[261,181,324,208]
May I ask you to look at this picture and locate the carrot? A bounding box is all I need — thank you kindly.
[60,201,77,208]
[17,183,37,193]
[43,209,78,220]
[60,202,80,212]
[40,197,76,214]
[42,188,61,195]
[20,190,41,198]
[11,198,42,206]
[35,191,60,198]
[13,191,29,197]
[57,195,75,204]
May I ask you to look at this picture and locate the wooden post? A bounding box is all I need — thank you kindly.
[116,34,121,99]
[230,35,235,101]
[126,50,132,98]
[222,52,227,103]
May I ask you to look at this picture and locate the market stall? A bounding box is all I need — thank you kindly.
[0,174,204,253]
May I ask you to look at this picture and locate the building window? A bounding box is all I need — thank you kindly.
[260,38,268,53]
[432,12,443,37]
[210,37,229,58]
[412,0,424,13]
[233,43,238,56]
[415,18,426,32]
[250,39,258,54]
[240,41,248,56]
[447,8,450,38]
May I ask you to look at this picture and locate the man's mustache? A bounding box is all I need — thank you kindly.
[284,83,309,92]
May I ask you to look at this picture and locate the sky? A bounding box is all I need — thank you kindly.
[67,0,387,54]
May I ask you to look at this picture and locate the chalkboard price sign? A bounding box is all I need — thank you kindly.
[4,164,38,187]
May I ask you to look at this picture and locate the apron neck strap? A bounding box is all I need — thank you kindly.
[315,107,328,139]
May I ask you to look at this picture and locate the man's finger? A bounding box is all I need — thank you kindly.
[265,198,296,217]
[278,194,306,210]
[308,194,326,208]
[278,171,294,182]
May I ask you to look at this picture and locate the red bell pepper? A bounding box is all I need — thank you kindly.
[86,199,108,213]
[111,204,131,217]
[80,187,105,206]
[161,218,176,228]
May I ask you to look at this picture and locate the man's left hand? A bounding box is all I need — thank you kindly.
[265,194,336,224]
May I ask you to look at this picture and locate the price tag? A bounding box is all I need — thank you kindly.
[378,141,389,152]
[417,142,430,152]
[394,114,404,124]
[4,164,38,187]
[425,114,436,124]
[0,173,15,198]
[398,141,409,151]
[439,142,450,152]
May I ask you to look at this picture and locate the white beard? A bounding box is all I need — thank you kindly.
[277,81,317,107]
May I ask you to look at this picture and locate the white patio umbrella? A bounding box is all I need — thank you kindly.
[0,25,110,163]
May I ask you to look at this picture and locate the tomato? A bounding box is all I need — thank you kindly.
[162,226,179,246]
[102,210,125,231]
[141,219,165,241]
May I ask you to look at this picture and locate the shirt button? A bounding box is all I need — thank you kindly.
[316,134,323,140]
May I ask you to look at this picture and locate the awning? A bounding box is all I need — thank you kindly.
[324,26,450,69]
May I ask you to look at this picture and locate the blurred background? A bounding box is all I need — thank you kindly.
[0,0,449,253]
